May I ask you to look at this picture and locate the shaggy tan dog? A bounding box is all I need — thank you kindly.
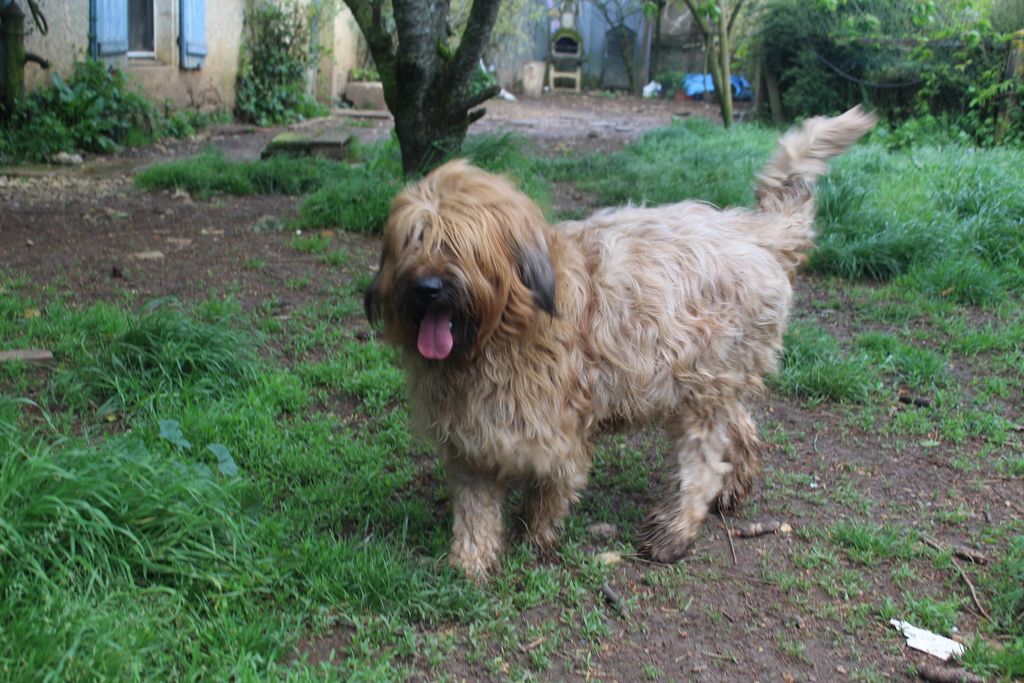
[365,107,876,580]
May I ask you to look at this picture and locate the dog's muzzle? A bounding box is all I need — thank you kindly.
[406,276,456,361]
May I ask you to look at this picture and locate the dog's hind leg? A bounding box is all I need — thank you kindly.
[714,403,762,513]
[446,454,506,581]
[639,403,752,563]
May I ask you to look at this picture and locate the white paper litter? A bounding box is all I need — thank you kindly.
[890,619,965,660]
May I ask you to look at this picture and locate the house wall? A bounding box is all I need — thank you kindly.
[329,6,362,101]
[21,1,90,89]
[122,0,244,110]
[19,1,364,112]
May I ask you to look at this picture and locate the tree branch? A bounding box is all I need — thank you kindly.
[726,0,746,39]
[466,107,488,125]
[680,0,711,42]
[345,0,396,69]
[463,83,501,111]
[448,0,502,105]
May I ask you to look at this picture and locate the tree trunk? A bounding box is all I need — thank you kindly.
[995,30,1023,145]
[651,0,665,79]
[345,0,501,177]
[681,0,743,128]
[763,68,783,124]
[716,0,733,127]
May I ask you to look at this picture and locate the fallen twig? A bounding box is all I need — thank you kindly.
[923,537,992,621]
[728,520,793,538]
[917,663,985,683]
[921,535,989,565]
[0,349,53,364]
[600,582,625,617]
[519,636,546,653]
[717,508,738,565]
[954,559,992,623]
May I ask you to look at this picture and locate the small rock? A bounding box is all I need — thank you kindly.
[129,250,165,261]
[172,188,192,201]
[836,666,848,675]
[587,522,619,542]
[25,239,34,247]
[779,523,793,534]
[596,551,621,565]
[50,151,84,165]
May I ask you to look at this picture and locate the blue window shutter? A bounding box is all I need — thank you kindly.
[180,0,207,70]
[92,0,128,57]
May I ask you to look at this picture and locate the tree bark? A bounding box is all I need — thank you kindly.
[344,0,501,176]
[680,0,745,128]
[651,0,666,79]
[716,0,733,126]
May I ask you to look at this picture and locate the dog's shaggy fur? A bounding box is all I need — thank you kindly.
[365,107,876,579]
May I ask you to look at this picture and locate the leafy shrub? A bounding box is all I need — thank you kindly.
[235,0,325,125]
[752,0,1022,145]
[0,60,157,161]
[0,61,230,163]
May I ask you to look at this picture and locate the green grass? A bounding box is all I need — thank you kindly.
[771,322,877,404]
[136,134,550,235]
[290,233,332,254]
[1,280,634,680]
[135,148,351,197]
[11,118,1024,679]
[546,119,1024,303]
[0,288,492,679]
[542,116,775,208]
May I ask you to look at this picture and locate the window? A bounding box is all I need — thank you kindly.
[128,0,155,56]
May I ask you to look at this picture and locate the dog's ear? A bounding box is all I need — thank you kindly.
[364,273,381,325]
[516,242,556,317]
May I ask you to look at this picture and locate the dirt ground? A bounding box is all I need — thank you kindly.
[0,93,1012,682]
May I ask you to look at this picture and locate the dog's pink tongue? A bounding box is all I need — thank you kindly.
[417,307,454,360]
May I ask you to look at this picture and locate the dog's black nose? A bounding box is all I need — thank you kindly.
[413,276,443,299]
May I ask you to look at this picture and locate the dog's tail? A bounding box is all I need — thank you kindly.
[753,105,877,273]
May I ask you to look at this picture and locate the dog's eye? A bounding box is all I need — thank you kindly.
[417,227,424,243]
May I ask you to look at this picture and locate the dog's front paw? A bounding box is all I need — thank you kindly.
[449,535,503,583]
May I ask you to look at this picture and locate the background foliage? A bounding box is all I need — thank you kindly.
[235,0,326,125]
[0,61,223,163]
[751,0,1023,145]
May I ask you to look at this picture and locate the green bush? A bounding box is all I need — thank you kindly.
[0,61,230,163]
[235,0,325,125]
[752,0,1022,145]
[0,60,156,161]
